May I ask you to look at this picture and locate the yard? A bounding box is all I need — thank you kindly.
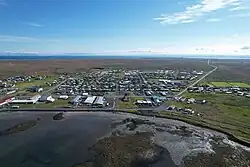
[164,92,250,142]
[210,82,231,87]
[117,97,144,109]
[228,82,250,88]
[202,81,250,88]
[14,75,58,90]
[17,98,72,109]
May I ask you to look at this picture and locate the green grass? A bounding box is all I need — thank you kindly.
[18,98,72,109]
[210,82,231,87]
[173,92,250,142]
[228,82,250,88]
[117,97,144,109]
[15,76,57,90]
[204,81,250,88]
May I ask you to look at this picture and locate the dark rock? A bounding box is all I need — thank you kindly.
[53,112,64,120]
[0,120,38,136]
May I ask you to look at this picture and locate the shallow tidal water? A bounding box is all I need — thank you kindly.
[0,111,249,167]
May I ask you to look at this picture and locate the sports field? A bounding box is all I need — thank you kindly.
[207,81,250,88]
[228,82,250,88]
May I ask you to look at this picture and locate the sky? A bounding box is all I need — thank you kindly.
[0,0,250,56]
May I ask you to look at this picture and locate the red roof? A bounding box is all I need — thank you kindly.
[0,96,13,104]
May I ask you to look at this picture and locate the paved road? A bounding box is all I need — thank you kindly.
[176,64,217,97]
[6,107,157,112]
[43,79,68,94]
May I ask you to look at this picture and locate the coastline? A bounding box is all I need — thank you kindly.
[2,109,250,148]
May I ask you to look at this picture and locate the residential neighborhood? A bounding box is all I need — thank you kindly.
[0,68,250,119]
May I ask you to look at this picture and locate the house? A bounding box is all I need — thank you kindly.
[0,96,13,106]
[6,90,16,95]
[28,86,43,93]
[82,92,88,96]
[160,92,168,96]
[145,91,152,96]
[121,95,129,102]
[167,105,176,110]
[184,108,195,114]
[58,95,69,100]
[39,95,55,102]
[187,98,196,104]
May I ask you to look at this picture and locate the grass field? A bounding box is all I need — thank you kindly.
[117,97,144,109]
[202,81,250,88]
[17,98,72,109]
[228,82,250,88]
[166,92,250,142]
[15,76,57,89]
[210,82,231,87]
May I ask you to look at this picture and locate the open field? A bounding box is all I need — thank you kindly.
[0,58,212,79]
[117,97,144,109]
[206,60,250,82]
[165,92,250,142]
[200,81,250,88]
[17,98,72,109]
[15,76,57,89]
[210,82,231,87]
[228,82,250,88]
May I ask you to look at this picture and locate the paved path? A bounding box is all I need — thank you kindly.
[43,79,68,94]
[175,64,217,97]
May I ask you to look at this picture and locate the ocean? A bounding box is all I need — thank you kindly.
[0,55,250,60]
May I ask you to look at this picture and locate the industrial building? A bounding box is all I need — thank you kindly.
[70,95,82,104]
[83,96,96,105]
[10,99,36,104]
[10,94,41,104]
[29,94,41,102]
[39,95,55,102]
[93,96,105,107]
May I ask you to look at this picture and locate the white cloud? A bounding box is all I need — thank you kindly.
[232,12,250,17]
[0,35,60,43]
[230,6,249,10]
[154,0,243,25]
[23,22,43,27]
[241,46,250,50]
[0,35,38,42]
[206,18,222,22]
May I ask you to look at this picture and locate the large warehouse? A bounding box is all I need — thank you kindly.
[83,96,96,105]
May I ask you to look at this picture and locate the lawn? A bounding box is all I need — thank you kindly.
[117,97,144,109]
[210,82,231,87]
[169,92,250,142]
[18,98,72,109]
[15,75,57,90]
[228,82,250,88]
[205,81,250,88]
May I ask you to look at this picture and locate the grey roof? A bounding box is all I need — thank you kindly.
[84,96,96,104]
[71,95,81,103]
[93,96,104,105]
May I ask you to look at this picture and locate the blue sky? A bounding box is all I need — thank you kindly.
[0,0,250,55]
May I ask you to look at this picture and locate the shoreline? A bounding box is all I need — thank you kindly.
[2,109,250,148]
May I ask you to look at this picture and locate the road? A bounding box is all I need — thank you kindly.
[43,79,68,94]
[175,64,218,97]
